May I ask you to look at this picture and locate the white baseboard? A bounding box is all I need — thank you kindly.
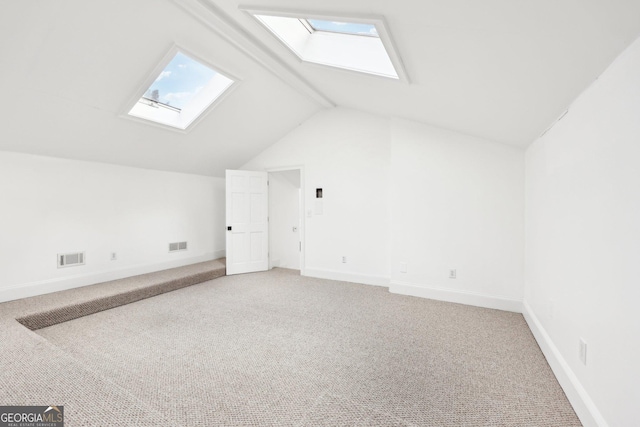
[389,281,522,313]
[522,301,607,427]
[0,251,225,303]
[303,268,390,287]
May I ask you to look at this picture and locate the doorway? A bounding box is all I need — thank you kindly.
[268,168,303,271]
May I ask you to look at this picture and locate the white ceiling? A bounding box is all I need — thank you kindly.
[1,0,639,176]
[0,0,321,177]
[221,0,640,146]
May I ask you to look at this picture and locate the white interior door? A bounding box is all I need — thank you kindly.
[225,170,269,275]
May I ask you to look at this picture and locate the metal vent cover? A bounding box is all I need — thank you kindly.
[58,252,85,268]
[169,241,188,252]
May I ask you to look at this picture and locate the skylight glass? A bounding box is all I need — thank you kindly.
[252,14,402,79]
[128,50,234,130]
[306,19,379,37]
[143,52,215,110]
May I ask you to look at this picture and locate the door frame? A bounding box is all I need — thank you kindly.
[267,166,305,275]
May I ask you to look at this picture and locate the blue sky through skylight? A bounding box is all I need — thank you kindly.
[144,52,217,109]
[307,19,378,37]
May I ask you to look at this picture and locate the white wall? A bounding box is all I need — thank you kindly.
[243,108,391,285]
[269,170,301,270]
[389,119,525,311]
[524,37,640,427]
[242,107,526,306]
[0,151,225,302]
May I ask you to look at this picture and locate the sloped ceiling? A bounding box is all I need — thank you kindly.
[217,0,640,146]
[1,0,640,176]
[0,0,322,177]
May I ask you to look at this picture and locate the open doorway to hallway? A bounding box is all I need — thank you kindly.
[268,169,302,271]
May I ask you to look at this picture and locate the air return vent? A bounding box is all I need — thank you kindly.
[58,252,85,268]
[169,241,188,252]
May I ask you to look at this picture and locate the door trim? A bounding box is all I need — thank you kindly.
[267,166,305,275]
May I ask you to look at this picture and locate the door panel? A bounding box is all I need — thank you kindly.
[226,170,268,275]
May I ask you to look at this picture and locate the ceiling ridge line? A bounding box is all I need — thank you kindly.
[170,0,334,109]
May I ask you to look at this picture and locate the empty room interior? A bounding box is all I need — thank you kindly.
[1,0,639,426]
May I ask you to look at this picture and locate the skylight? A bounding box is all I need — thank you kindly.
[128,50,234,130]
[306,19,379,37]
[248,12,406,80]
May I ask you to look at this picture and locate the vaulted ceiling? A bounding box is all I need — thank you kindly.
[1,0,639,176]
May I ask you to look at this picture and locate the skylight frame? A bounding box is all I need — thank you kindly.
[241,7,409,83]
[121,45,240,133]
[304,19,380,38]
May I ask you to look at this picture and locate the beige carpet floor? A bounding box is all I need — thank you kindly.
[1,268,581,426]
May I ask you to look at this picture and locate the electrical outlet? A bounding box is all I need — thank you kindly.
[579,339,587,365]
[342,256,347,263]
[449,269,457,279]
[399,262,407,273]
[110,252,117,261]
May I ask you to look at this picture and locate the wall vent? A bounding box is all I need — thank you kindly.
[169,241,188,252]
[58,252,85,268]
